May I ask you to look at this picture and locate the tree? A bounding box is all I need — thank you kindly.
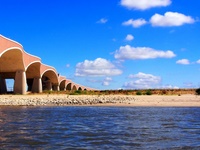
[145,89,152,95]
[195,88,200,95]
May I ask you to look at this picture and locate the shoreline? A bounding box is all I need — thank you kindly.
[0,94,200,107]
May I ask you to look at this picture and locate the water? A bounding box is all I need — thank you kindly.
[0,106,200,149]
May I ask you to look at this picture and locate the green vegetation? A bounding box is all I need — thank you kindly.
[69,90,81,95]
[35,88,196,96]
[136,91,142,95]
[195,88,200,95]
[145,89,152,95]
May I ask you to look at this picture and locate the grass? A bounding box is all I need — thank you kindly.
[38,88,196,96]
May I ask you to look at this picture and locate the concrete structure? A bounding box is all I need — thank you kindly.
[0,35,93,94]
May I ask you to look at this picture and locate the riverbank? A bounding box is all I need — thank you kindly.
[0,94,200,107]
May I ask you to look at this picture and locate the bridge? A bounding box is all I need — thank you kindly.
[0,35,94,94]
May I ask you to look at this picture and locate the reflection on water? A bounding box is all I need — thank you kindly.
[0,106,200,149]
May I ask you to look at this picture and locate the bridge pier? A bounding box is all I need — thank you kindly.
[32,77,42,93]
[53,84,59,91]
[0,75,7,94]
[14,70,26,94]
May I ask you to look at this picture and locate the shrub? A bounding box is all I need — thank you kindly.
[161,90,167,95]
[136,91,142,95]
[69,90,82,95]
[195,88,200,95]
[145,89,152,95]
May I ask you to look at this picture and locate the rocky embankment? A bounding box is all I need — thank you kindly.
[0,95,133,106]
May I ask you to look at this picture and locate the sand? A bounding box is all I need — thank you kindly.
[0,94,200,107]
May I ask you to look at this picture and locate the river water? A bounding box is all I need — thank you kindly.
[0,106,200,149]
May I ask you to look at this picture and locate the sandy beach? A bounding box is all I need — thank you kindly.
[0,94,200,107]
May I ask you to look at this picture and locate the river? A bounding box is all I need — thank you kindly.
[0,106,200,149]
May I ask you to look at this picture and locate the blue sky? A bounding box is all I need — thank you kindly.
[1,0,200,90]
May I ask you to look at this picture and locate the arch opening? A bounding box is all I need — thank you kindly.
[42,70,58,91]
[0,49,24,72]
[66,83,72,90]
[72,85,77,91]
[6,79,14,93]
[26,62,41,92]
[59,80,66,91]
[0,49,25,94]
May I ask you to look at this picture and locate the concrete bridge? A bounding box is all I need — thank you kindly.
[0,35,93,94]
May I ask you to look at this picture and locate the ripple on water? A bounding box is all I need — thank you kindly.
[0,106,200,149]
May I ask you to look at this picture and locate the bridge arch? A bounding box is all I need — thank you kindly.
[0,35,93,94]
[26,61,42,93]
[78,87,82,91]
[0,48,26,94]
[72,84,77,91]
[66,82,72,90]
[41,69,59,91]
[0,48,24,72]
[26,61,41,78]
[59,79,66,91]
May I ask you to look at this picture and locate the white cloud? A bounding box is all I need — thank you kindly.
[125,34,134,41]
[66,64,70,68]
[196,59,200,64]
[112,38,117,42]
[75,58,122,76]
[150,12,195,27]
[123,72,161,89]
[102,81,109,86]
[86,77,113,86]
[86,78,101,83]
[161,85,179,89]
[102,77,112,86]
[114,45,176,60]
[183,82,195,88]
[120,0,171,10]
[176,59,190,65]
[97,18,108,24]
[122,18,147,28]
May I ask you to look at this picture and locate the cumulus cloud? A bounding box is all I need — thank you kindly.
[176,59,190,65]
[102,77,112,86]
[75,58,122,76]
[196,59,200,64]
[125,34,134,41]
[120,0,171,10]
[86,77,113,86]
[97,18,108,24]
[150,12,195,27]
[123,72,161,89]
[161,85,179,89]
[122,18,147,28]
[114,45,176,60]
